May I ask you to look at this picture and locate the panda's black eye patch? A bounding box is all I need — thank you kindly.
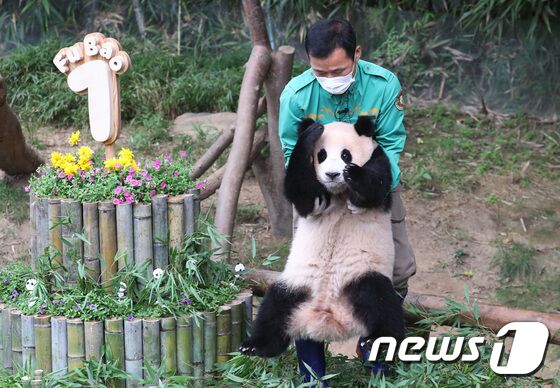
[317,149,327,164]
[341,149,352,163]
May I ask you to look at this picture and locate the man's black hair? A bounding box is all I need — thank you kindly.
[305,18,357,59]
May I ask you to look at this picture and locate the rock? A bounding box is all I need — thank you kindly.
[171,112,237,138]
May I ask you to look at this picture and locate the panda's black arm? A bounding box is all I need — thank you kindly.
[343,146,392,211]
[284,123,330,217]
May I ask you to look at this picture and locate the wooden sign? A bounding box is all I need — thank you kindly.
[53,33,131,158]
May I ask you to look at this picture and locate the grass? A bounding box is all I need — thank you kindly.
[236,204,262,223]
[0,181,29,224]
[493,241,537,281]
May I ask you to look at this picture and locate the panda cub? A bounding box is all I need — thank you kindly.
[240,116,405,357]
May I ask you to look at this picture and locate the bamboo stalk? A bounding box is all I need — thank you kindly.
[168,195,186,251]
[105,318,125,388]
[124,318,142,388]
[31,369,43,387]
[116,203,134,269]
[228,299,244,351]
[176,314,193,376]
[2,307,12,371]
[66,318,85,371]
[84,320,104,360]
[51,316,67,375]
[183,194,195,238]
[133,204,153,281]
[236,292,253,337]
[192,313,204,383]
[160,317,177,374]
[151,194,169,269]
[36,198,50,257]
[189,188,201,230]
[99,201,118,285]
[48,199,63,270]
[21,314,35,369]
[34,315,51,373]
[203,311,216,376]
[142,318,160,380]
[30,194,38,262]
[0,304,4,369]
[82,202,101,283]
[11,309,22,369]
[216,306,231,363]
[61,199,83,282]
[21,376,31,388]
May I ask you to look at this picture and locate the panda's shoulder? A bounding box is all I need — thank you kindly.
[359,60,397,83]
[283,68,316,95]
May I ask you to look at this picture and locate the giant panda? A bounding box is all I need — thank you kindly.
[240,116,405,357]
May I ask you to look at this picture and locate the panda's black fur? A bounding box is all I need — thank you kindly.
[240,116,405,358]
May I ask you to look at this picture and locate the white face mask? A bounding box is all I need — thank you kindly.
[315,61,356,95]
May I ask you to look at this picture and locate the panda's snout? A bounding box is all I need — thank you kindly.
[325,172,340,181]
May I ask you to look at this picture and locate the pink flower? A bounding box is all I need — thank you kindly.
[58,172,66,179]
[196,181,204,190]
[24,185,30,193]
[114,186,123,195]
[153,160,161,170]
[160,181,167,190]
[129,167,135,174]
[173,171,179,177]
[131,179,141,187]
[113,198,123,205]
[124,189,130,197]
[150,189,156,198]
[125,196,134,204]
[89,177,94,184]
[163,153,171,163]
[179,150,187,158]
[51,188,57,194]
[67,174,73,181]
[114,163,122,169]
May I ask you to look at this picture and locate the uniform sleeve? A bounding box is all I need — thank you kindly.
[278,85,304,169]
[375,74,406,189]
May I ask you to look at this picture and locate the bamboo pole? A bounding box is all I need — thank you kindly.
[216,306,231,363]
[191,313,204,383]
[151,194,169,269]
[0,304,4,368]
[61,199,83,282]
[183,194,195,238]
[82,202,101,283]
[2,307,12,371]
[36,197,50,256]
[168,195,185,251]
[116,203,134,269]
[133,204,153,281]
[51,316,67,375]
[124,318,143,388]
[189,188,201,230]
[30,194,38,262]
[203,311,216,376]
[99,201,118,285]
[105,318,125,388]
[11,309,22,369]
[21,314,35,368]
[228,299,244,350]
[160,317,177,374]
[21,376,31,388]
[176,315,193,376]
[84,320,104,360]
[34,315,51,373]
[31,370,42,387]
[48,199,63,270]
[142,318,160,380]
[67,318,85,371]
[236,292,254,337]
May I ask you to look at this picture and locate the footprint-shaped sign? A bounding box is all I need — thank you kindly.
[53,33,130,149]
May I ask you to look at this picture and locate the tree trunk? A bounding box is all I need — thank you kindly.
[131,0,146,38]
[0,76,44,176]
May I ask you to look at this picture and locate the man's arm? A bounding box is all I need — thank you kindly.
[375,74,406,190]
[278,85,303,169]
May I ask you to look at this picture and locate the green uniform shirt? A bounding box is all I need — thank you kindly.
[279,59,406,189]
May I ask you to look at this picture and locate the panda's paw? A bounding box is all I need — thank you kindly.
[310,195,330,217]
[343,163,364,185]
[346,199,366,215]
[238,336,287,357]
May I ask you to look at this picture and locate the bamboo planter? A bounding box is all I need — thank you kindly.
[30,189,201,283]
[0,291,253,385]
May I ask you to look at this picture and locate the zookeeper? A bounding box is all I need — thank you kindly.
[278,18,417,380]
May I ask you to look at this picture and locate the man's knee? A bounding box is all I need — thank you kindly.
[391,185,416,290]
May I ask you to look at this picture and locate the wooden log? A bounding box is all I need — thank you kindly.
[213,44,271,259]
[2,307,12,371]
[21,314,35,368]
[133,204,153,280]
[21,376,31,388]
[124,318,143,388]
[34,315,52,373]
[183,194,195,238]
[116,203,134,268]
[227,299,244,350]
[67,318,85,371]
[11,309,22,369]
[216,306,231,363]
[35,198,50,256]
[105,318,125,388]
[142,318,160,380]
[30,194,38,262]
[176,315,193,376]
[151,194,169,269]
[191,313,204,383]
[82,202,101,282]
[99,200,118,285]
[51,316,68,375]
[48,199,63,270]
[242,0,271,48]
[168,195,185,252]
[202,311,216,375]
[189,96,267,180]
[61,199,83,282]
[31,370,42,387]
[84,320,104,360]
[160,317,177,374]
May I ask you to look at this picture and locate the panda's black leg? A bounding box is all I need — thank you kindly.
[239,282,309,357]
[343,271,405,342]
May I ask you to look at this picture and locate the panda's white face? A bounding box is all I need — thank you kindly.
[313,122,376,194]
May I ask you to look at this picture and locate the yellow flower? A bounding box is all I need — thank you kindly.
[51,151,64,169]
[78,146,93,160]
[78,159,92,172]
[63,153,76,164]
[118,148,134,161]
[104,157,122,171]
[68,131,81,146]
[63,163,79,176]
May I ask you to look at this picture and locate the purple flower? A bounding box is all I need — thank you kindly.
[58,172,66,179]
[67,174,73,181]
[130,179,141,187]
[89,304,96,310]
[179,150,187,158]
[153,160,161,170]
[59,300,65,305]
[114,163,122,169]
[114,185,123,195]
[160,181,167,190]
[129,167,135,174]
[127,315,134,321]
[113,198,123,205]
[11,290,18,297]
[149,189,156,198]
[2,278,9,285]
[24,185,31,193]
[173,171,179,177]
[89,177,94,184]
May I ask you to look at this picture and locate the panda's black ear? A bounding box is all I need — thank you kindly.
[354,116,376,137]
[297,118,316,137]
